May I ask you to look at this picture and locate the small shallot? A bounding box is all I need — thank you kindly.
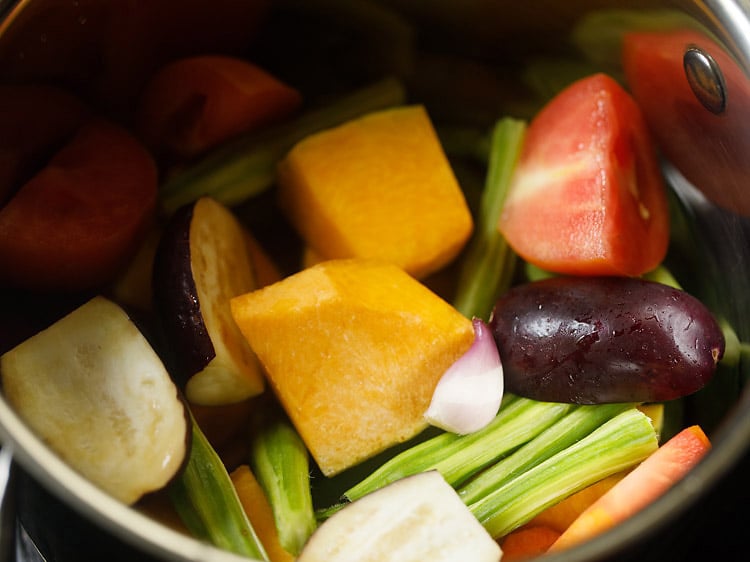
[425,318,504,434]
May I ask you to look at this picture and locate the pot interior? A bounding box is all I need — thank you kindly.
[1,1,749,561]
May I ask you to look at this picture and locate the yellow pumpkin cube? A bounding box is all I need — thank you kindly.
[230,259,475,476]
[277,105,473,279]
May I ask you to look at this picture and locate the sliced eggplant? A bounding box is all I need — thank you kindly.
[0,296,188,505]
[153,196,264,406]
[297,470,502,562]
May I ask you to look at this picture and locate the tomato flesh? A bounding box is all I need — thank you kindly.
[498,73,669,277]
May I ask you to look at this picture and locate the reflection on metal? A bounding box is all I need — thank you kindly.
[684,44,727,114]
[15,523,46,562]
[0,446,15,562]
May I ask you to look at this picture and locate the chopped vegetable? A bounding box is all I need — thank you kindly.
[170,416,269,561]
[525,473,626,533]
[500,525,560,561]
[297,471,502,562]
[159,76,406,213]
[277,104,473,279]
[0,296,188,505]
[344,395,575,502]
[489,275,725,403]
[637,403,665,440]
[497,73,670,277]
[470,408,659,539]
[153,196,265,405]
[230,258,474,476]
[549,424,711,551]
[230,465,295,562]
[0,119,158,291]
[0,84,89,204]
[249,411,317,555]
[424,317,504,435]
[0,12,738,559]
[457,403,634,505]
[136,55,302,159]
[452,117,525,320]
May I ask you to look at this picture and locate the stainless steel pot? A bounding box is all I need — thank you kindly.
[1,1,749,560]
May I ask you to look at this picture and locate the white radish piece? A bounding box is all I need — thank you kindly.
[297,470,502,562]
[0,296,188,505]
[425,318,504,434]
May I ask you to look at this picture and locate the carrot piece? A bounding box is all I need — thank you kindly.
[549,425,711,551]
[501,525,560,561]
[0,84,89,204]
[136,55,302,158]
[0,119,158,292]
[527,472,625,533]
[230,464,295,562]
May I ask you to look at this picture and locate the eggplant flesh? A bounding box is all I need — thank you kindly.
[0,296,188,505]
[153,196,265,406]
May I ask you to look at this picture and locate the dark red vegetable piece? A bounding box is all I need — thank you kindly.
[489,276,725,404]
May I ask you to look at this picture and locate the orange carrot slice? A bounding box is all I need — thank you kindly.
[549,425,711,551]
[527,472,625,533]
[136,55,302,158]
[501,525,561,561]
[0,119,158,292]
[230,464,295,562]
[0,84,90,204]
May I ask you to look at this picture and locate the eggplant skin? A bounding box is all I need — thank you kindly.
[489,276,726,404]
[152,201,215,389]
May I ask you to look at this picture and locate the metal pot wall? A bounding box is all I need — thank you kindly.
[1,0,750,560]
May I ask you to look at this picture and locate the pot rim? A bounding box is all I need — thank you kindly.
[0,1,749,561]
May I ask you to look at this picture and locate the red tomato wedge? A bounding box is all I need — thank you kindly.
[136,55,302,159]
[549,425,711,551]
[498,73,670,277]
[622,29,750,216]
[0,119,158,292]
